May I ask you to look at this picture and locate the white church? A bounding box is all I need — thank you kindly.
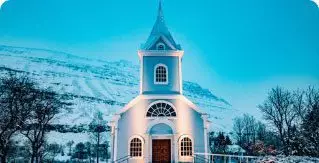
[110,1,211,162]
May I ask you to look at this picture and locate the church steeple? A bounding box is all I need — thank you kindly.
[142,0,181,50]
[138,0,184,95]
[158,0,164,20]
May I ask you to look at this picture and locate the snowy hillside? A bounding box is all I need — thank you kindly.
[0,45,239,133]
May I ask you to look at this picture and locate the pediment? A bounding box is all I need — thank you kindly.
[144,35,176,50]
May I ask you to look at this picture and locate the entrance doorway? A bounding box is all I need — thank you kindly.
[152,139,171,163]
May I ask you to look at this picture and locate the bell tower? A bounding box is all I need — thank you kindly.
[138,0,184,95]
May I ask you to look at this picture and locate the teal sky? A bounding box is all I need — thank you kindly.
[0,0,318,118]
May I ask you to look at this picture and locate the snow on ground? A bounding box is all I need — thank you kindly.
[47,131,91,145]
[47,131,111,146]
[54,154,71,162]
[259,156,319,163]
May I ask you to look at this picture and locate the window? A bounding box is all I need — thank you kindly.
[154,64,168,84]
[156,43,165,50]
[130,138,142,157]
[180,137,192,156]
[158,44,164,50]
[146,102,176,117]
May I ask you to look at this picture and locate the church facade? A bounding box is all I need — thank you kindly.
[110,1,210,162]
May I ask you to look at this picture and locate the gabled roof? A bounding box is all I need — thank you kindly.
[141,0,181,50]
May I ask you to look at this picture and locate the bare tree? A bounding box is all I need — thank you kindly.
[85,142,93,163]
[258,86,298,155]
[292,89,307,123]
[66,140,74,156]
[233,116,244,146]
[0,74,37,163]
[21,88,64,163]
[233,114,258,146]
[304,87,319,116]
[243,114,257,144]
[89,111,108,163]
[256,121,267,141]
[40,143,61,162]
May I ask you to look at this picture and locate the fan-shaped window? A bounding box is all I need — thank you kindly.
[180,137,193,156]
[130,137,142,157]
[146,102,176,117]
[154,64,168,84]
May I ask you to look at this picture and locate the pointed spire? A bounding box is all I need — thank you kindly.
[152,0,166,35]
[158,0,164,21]
[142,0,181,50]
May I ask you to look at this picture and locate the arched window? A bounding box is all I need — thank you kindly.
[156,43,165,50]
[154,64,168,84]
[130,137,142,157]
[180,137,193,156]
[146,102,176,117]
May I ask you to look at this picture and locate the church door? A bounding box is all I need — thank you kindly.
[152,139,171,163]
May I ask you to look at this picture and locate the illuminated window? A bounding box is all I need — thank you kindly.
[130,137,142,157]
[180,137,192,156]
[154,64,168,84]
[146,102,176,117]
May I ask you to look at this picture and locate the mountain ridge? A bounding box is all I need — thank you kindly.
[0,44,238,132]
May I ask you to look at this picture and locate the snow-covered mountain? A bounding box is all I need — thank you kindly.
[0,45,239,133]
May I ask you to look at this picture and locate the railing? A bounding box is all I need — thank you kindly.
[193,153,260,163]
[112,155,131,163]
[193,154,211,163]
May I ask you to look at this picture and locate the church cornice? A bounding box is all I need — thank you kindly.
[138,50,184,58]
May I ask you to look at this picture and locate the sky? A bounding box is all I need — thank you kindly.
[0,0,318,119]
